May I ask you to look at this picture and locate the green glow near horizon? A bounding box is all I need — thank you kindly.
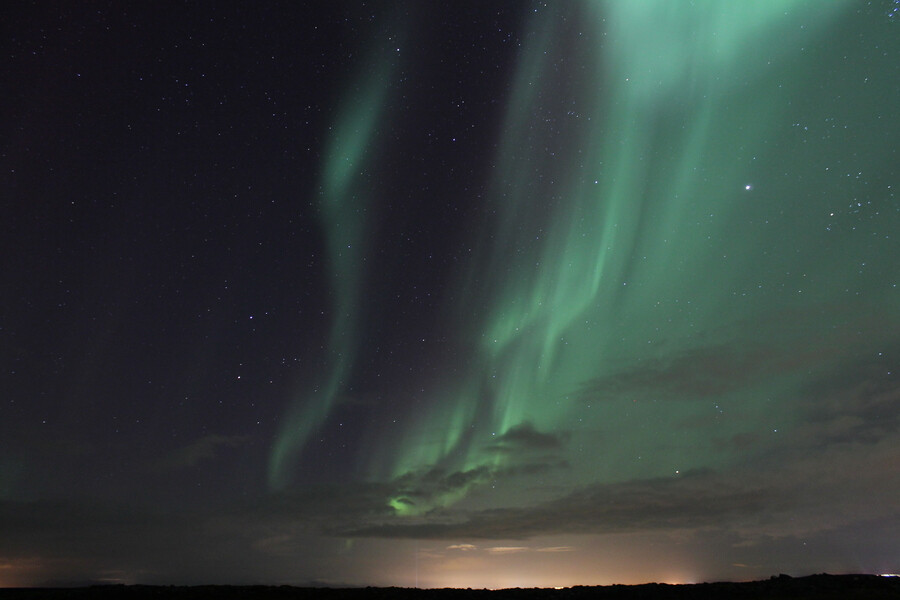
[270,1,887,511]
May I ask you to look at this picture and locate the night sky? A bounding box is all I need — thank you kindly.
[2,0,899,589]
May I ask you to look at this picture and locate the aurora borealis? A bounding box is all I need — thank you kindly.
[2,0,898,589]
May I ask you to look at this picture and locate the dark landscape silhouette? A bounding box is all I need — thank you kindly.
[2,574,900,599]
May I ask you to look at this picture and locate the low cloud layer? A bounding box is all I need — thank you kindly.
[2,335,896,585]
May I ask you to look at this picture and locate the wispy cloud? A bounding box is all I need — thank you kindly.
[578,309,897,406]
[486,546,529,554]
[446,544,477,551]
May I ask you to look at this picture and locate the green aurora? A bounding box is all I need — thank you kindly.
[270,0,897,522]
[269,37,401,491]
[6,0,900,588]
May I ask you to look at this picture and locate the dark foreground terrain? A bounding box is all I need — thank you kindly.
[1,574,899,600]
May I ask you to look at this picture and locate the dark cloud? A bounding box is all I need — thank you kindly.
[0,499,221,583]
[485,421,566,454]
[390,465,492,508]
[155,433,251,470]
[341,429,900,542]
[578,345,770,402]
[578,311,897,405]
[794,343,900,445]
[376,457,569,516]
[0,490,384,585]
[1,338,893,585]
[264,482,396,527]
[341,468,776,540]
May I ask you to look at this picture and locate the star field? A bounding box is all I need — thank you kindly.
[1,0,898,589]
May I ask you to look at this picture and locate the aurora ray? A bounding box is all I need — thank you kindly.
[362,0,870,504]
[268,29,401,490]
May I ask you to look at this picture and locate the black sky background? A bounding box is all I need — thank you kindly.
[3,0,521,501]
